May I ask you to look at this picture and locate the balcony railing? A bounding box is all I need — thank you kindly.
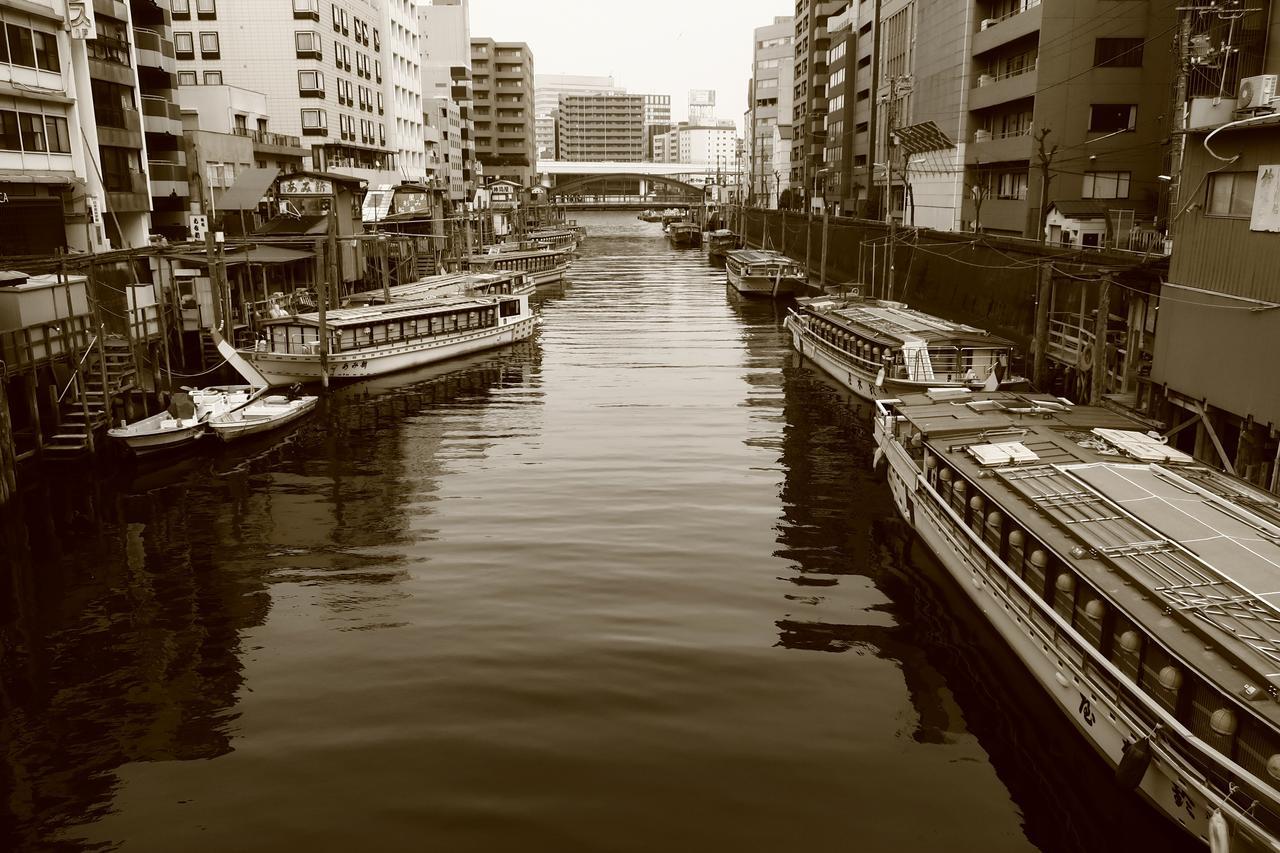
[87,34,131,65]
[978,0,1041,29]
[232,127,303,149]
[975,60,1037,88]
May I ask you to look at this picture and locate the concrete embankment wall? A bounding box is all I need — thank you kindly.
[738,209,1163,352]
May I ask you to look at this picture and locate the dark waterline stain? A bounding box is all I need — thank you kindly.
[1,212,1194,853]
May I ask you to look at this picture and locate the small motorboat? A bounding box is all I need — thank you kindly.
[707,229,739,258]
[666,222,703,248]
[208,389,318,442]
[108,385,258,455]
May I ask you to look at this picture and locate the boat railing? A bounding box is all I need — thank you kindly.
[1047,312,1129,390]
[914,469,1280,840]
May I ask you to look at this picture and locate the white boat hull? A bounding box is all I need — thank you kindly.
[529,264,568,287]
[111,420,206,454]
[728,266,806,296]
[209,396,318,441]
[874,419,1225,846]
[244,317,537,385]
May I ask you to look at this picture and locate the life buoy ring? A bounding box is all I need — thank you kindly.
[1077,342,1094,372]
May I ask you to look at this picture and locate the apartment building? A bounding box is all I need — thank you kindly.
[747,16,794,207]
[959,0,1176,237]
[533,74,621,159]
[790,0,840,210]
[641,93,670,160]
[655,122,736,166]
[556,93,644,162]
[470,37,534,186]
[174,0,422,184]
[419,0,475,195]
[129,0,190,241]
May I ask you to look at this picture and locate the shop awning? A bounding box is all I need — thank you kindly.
[217,167,280,210]
[0,169,78,185]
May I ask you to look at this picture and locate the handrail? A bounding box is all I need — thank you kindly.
[56,333,99,403]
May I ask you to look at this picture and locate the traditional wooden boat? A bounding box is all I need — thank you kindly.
[526,225,584,250]
[208,391,319,441]
[666,222,702,248]
[786,296,1023,399]
[874,389,1280,850]
[725,249,806,297]
[240,291,536,384]
[462,244,572,287]
[660,210,686,227]
[345,270,534,306]
[107,385,258,454]
[707,229,739,258]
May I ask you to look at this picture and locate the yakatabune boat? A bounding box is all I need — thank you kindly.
[787,296,1022,399]
[725,249,806,297]
[874,388,1280,850]
[707,229,739,259]
[666,222,702,248]
[462,244,572,287]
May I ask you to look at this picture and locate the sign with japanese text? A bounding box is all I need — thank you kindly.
[1250,165,1280,233]
[66,1,96,40]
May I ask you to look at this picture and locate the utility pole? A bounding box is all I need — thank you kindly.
[1090,274,1112,404]
[882,74,911,301]
[1032,261,1053,388]
[1034,127,1058,242]
[820,205,830,291]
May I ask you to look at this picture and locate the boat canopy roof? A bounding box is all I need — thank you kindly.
[889,389,1280,708]
[726,249,800,266]
[466,244,571,261]
[346,271,522,305]
[263,293,505,330]
[809,299,1013,349]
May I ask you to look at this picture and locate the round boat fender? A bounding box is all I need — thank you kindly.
[1208,808,1230,853]
[1115,735,1152,789]
[1077,342,1094,372]
[872,446,887,476]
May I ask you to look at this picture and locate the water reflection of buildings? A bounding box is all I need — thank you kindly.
[0,342,543,850]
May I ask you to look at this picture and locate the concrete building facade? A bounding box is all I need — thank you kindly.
[655,123,736,166]
[790,0,839,210]
[470,37,534,186]
[532,73,620,159]
[747,16,794,207]
[556,93,644,162]
[641,93,670,161]
[419,0,474,195]
[173,0,419,185]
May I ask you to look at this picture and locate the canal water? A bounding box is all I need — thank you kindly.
[1,212,1193,852]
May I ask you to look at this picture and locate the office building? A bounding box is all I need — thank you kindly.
[174,0,425,183]
[746,16,794,207]
[688,89,715,125]
[470,37,535,185]
[556,93,644,162]
[790,0,840,210]
[419,0,475,195]
[641,93,671,160]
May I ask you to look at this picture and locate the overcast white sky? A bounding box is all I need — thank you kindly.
[468,0,794,132]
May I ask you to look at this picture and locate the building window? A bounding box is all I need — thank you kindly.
[5,23,35,67]
[1206,171,1257,218]
[292,0,319,20]
[199,32,219,58]
[177,70,197,86]
[44,114,69,153]
[301,108,327,134]
[203,70,222,85]
[101,146,141,193]
[1088,104,1136,133]
[295,31,321,58]
[196,0,217,19]
[1082,171,1130,199]
[1094,37,1144,68]
[299,70,324,96]
[174,31,194,59]
[172,0,191,18]
[33,31,59,72]
[0,111,17,150]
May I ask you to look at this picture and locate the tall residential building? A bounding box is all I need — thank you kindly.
[174,0,424,184]
[816,1,882,217]
[131,0,190,241]
[470,38,535,186]
[790,0,839,210]
[419,0,475,196]
[655,123,736,166]
[556,93,644,162]
[533,74,622,159]
[747,16,794,207]
[641,93,671,160]
[957,0,1177,236]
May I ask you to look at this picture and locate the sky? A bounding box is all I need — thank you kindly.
[467,0,794,132]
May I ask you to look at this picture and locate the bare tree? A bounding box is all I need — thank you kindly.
[967,181,991,233]
[1034,127,1058,243]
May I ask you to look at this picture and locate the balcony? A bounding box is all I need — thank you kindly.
[148,159,189,199]
[973,1,1041,56]
[105,170,150,212]
[961,196,1028,233]
[965,128,1033,164]
[140,95,183,136]
[233,127,305,155]
[968,65,1037,111]
[132,28,176,74]
[87,33,131,66]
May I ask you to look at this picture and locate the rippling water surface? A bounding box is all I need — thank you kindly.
[1,213,1194,852]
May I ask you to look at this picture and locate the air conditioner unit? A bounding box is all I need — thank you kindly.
[974,129,991,143]
[978,74,994,87]
[980,17,998,30]
[1238,74,1279,110]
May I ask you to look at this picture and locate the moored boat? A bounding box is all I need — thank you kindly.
[725,249,806,297]
[462,244,572,287]
[637,209,664,223]
[666,222,702,248]
[786,296,1023,399]
[873,388,1280,849]
[345,270,534,306]
[208,391,319,441]
[707,229,739,258]
[107,385,258,455]
[241,291,536,384]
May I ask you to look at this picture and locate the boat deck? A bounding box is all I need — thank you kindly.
[263,293,506,329]
[726,249,791,265]
[894,389,1280,715]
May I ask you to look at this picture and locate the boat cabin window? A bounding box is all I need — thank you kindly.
[499,299,521,318]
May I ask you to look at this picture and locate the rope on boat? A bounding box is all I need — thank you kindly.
[165,359,228,379]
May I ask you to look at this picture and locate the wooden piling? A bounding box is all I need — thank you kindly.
[0,375,16,504]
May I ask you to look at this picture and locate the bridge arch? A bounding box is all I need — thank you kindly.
[547,172,704,199]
